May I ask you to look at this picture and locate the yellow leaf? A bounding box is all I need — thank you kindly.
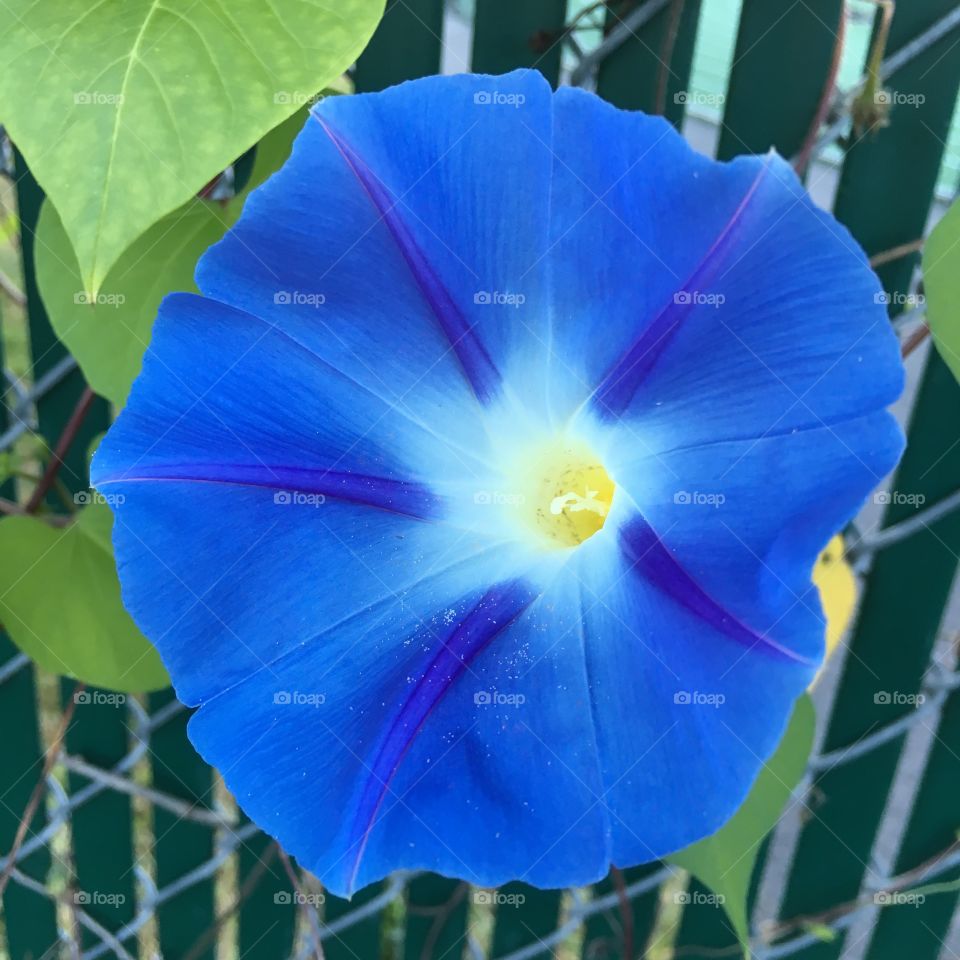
[810,535,857,686]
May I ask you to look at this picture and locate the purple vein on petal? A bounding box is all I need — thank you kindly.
[96,463,444,521]
[314,112,501,404]
[620,514,816,665]
[590,156,773,419]
[345,579,539,893]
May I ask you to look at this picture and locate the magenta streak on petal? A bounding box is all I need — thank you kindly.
[96,463,443,521]
[314,113,501,404]
[345,579,538,893]
[620,514,816,665]
[591,156,773,419]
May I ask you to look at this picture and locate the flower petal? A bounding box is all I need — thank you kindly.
[93,292,487,499]
[543,87,759,417]
[97,478,527,707]
[187,564,616,896]
[547,86,903,436]
[91,291,526,707]
[196,70,557,415]
[161,510,817,895]
[605,411,902,664]
[575,539,814,865]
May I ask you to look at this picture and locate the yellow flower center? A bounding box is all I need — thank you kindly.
[517,439,616,548]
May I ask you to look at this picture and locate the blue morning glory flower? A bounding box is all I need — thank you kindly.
[92,69,904,897]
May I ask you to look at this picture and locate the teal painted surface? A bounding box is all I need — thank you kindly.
[0,253,59,960]
[864,684,960,958]
[596,0,704,126]
[674,877,739,956]
[490,884,562,957]
[354,0,445,92]
[236,830,297,960]
[778,351,960,960]
[149,690,215,960]
[471,0,568,83]
[61,682,138,951]
[778,0,960,950]
[0,637,58,960]
[581,865,662,959]
[325,884,388,960]
[403,874,469,960]
[717,0,844,161]
[689,0,959,197]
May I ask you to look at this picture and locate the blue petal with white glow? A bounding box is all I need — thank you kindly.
[93,69,904,896]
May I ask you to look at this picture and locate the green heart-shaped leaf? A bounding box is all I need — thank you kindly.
[0,503,169,692]
[0,0,384,294]
[667,695,815,953]
[35,109,307,406]
[37,201,225,406]
[923,197,960,383]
